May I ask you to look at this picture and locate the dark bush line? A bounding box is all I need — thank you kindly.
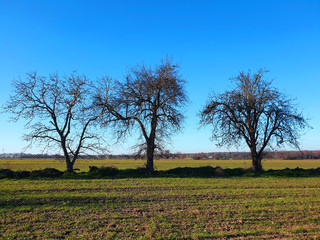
[0,168,64,179]
[1,166,320,179]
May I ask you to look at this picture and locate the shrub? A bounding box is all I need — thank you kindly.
[87,166,118,177]
[30,168,63,178]
[0,169,17,179]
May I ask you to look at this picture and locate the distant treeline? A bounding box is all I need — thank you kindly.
[188,151,320,160]
[1,150,320,160]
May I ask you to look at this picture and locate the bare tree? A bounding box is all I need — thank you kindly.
[4,72,106,172]
[200,69,308,172]
[95,59,188,174]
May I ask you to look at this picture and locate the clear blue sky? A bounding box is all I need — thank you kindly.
[0,0,319,154]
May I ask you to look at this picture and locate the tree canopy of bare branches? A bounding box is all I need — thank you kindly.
[4,72,106,172]
[96,59,188,174]
[200,69,308,172]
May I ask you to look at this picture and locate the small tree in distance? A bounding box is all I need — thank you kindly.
[4,72,106,173]
[95,59,188,174]
[200,69,308,172]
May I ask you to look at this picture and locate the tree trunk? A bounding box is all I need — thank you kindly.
[61,139,74,173]
[146,113,157,175]
[66,159,74,173]
[146,142,155,174]
[251,152,263,173]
